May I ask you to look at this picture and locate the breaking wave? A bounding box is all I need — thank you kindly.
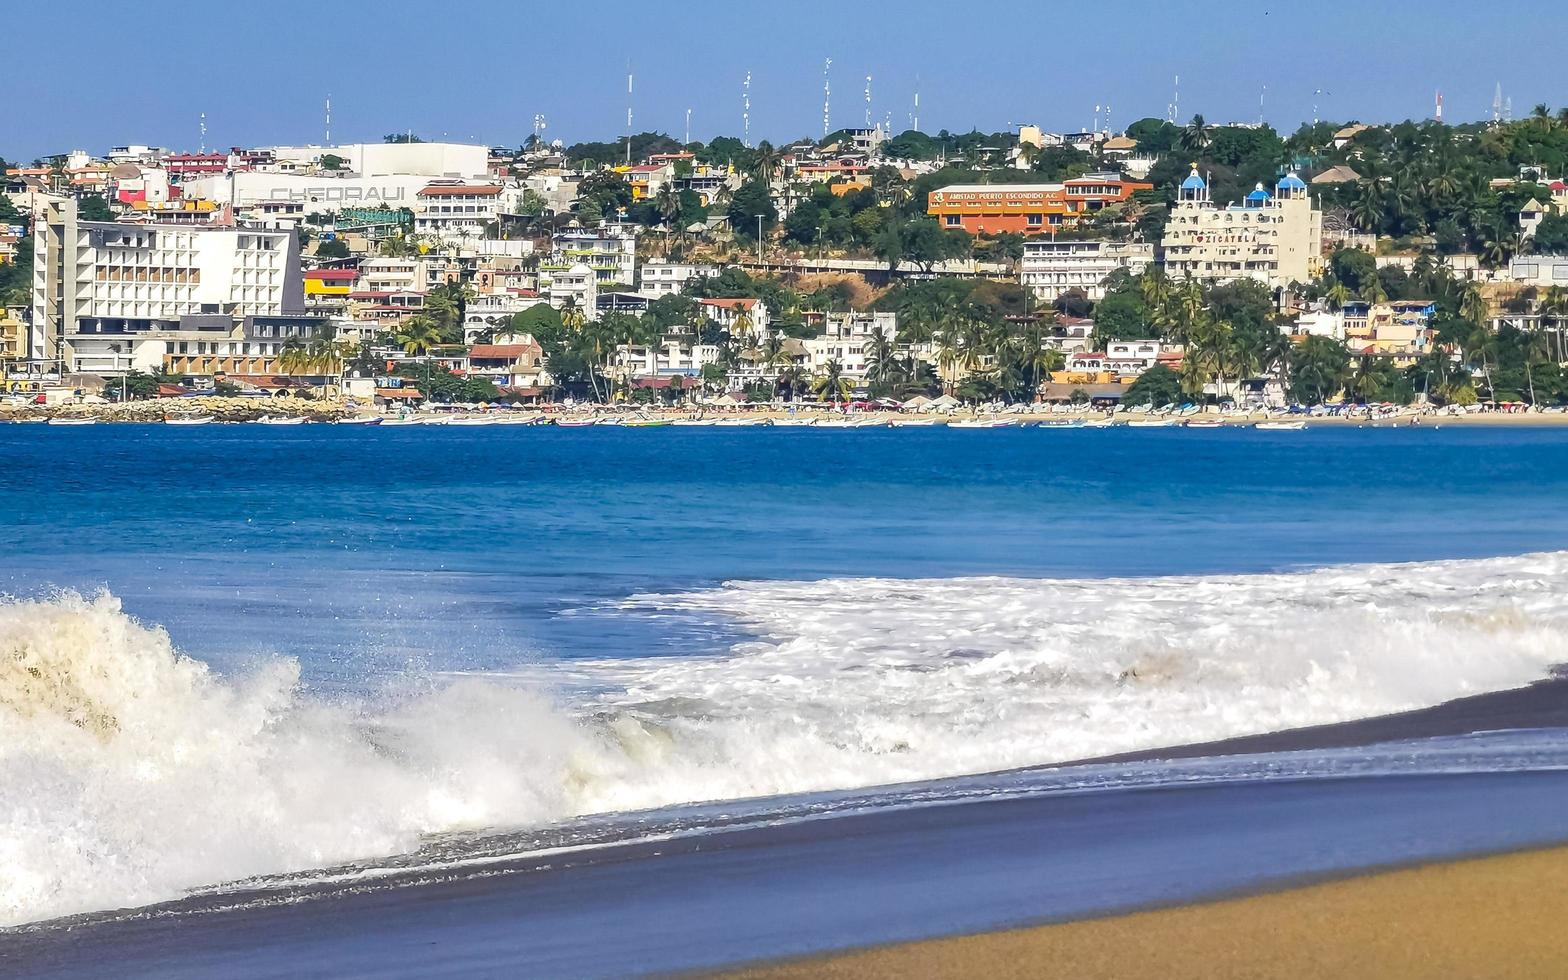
[4,552,1567,924]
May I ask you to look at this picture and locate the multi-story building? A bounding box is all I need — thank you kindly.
[698,297,768,340]
[542,225,637,287]
[801,311,899,378]
[413,182,503,243]
[30,199,325,375]
[545,264,598,317]
[928,174,1152,236]
[464,290,546,342]
[358,257,422,294]
[1160,169,1322,287]
[1021,240,1154,302]
[638,262,718,297]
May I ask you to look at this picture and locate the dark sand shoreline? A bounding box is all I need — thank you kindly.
[732,844,1568,980]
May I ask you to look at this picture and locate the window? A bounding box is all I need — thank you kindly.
[945,215,961,227]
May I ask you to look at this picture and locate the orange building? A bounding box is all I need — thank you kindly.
[927,173,1151,235]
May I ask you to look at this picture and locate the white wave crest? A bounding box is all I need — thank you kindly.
[3,553,1566,924]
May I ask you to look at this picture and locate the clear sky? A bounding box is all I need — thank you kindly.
[6,0,1564,160]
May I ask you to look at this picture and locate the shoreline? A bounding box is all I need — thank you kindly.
[731,844,1568,979]
[5,400,1568,427]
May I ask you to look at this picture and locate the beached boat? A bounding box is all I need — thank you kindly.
[888,418,945,427]
[1082,417,1119,428]
[380,418,427,427]
[1127,418,1179,428]
[712,417,772,427]
[254,416,307,426]
[813,419,863,429]
[447,416,500,427]
[9,417,48,424]
[950,418,1015,429]
[335,416,382,426]
[164,416,214,426]
[555,418,599,427]
[46,417,97,426]
[1184,419,1226,428]
[771,418,818,427]
[1038,418,1085,428]
[1255,420,1308,431]
[622,418,672,427]
[669,419,717,427]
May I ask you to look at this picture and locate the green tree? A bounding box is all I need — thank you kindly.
[1287,336,1351,404]
[1122,364,1182,406]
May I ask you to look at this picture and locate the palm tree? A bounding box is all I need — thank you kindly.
[1326,280,1353,311]
[653,184,681,257]
[1178,115,1212,155]
[863,328,898,387]
[813,358,851,404]
[396,315,443,357]
[749,140,781,185]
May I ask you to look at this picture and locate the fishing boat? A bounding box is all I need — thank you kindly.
[9,417,48,424]
[380,417,427,427]
[46,417,97,426]
[622,418,672,428]
[1184,418,1226,428]
[1038,418,1085,428]
[254,416,307,426]
[447,416,500,427]
[712,417,771,427]
[950,418,1015,429]
[1127,418,1179,428]
[669,419,718,427]
[888,418,945,427]
[771,418,817,427]
[1255,420,1308,431]
[164,416,214,426]
[555,418,599,427]
[813,419,863,429]
[1082,417,1119,428]
[335,416,382,426]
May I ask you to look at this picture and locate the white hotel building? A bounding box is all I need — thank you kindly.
[1159,168,1323,287]
[31,199,324,376]
[1020,240,1154,302]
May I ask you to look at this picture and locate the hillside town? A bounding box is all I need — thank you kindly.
[5,106,1568,417]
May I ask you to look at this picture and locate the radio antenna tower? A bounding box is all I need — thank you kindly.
[685,108,692,145]
[199,112,207,154]
[912,76,920,132]
[1493,82,1504,123]
[1168,75,1180,124]
[865,74,873,128]
[325,95,332,145]
[823,58,832,138]
[742,71,752,147]
[625,68,634,164]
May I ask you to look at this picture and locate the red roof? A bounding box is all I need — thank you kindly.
[701,298,758,310]
[469,344,538,359]
[418,184,502,197]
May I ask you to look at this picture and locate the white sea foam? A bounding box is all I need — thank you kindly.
[3,553,1566,924]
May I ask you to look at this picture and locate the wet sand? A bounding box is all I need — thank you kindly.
[736,845,1568,980]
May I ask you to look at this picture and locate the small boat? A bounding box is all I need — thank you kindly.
[164,416,214,426]
[593,417,627,427]
[1038,418,1085,428]
[46,417,97,426]
[1184,419,1226,429]
[447,416,500,427]
[888,418,945,427]
[813,419,862,429]
[380,417,427,427]
[555,418,599,427]
[670,419,718,427]
[1127,418,1179,428]
[622,418,672,428]
[950,418,1015,429]
[492,415,541,426]
[1255,420,1308,431]
[336,416,382,426]
[712,417,772,427]
[771,418,818,427]
[255,416,307,426]
[9,417,48,424]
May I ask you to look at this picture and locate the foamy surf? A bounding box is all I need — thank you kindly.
[3,553,1567,925]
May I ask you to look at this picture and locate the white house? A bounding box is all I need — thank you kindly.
[1021,240,1154,302]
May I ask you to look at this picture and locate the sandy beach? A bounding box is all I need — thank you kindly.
[734,845,1568,980]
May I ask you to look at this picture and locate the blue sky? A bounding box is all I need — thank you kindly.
[5,0,1563,160]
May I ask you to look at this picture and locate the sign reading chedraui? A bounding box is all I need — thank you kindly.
[266,184,409,204]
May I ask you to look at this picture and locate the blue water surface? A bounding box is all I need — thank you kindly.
[4,425,1567,684]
